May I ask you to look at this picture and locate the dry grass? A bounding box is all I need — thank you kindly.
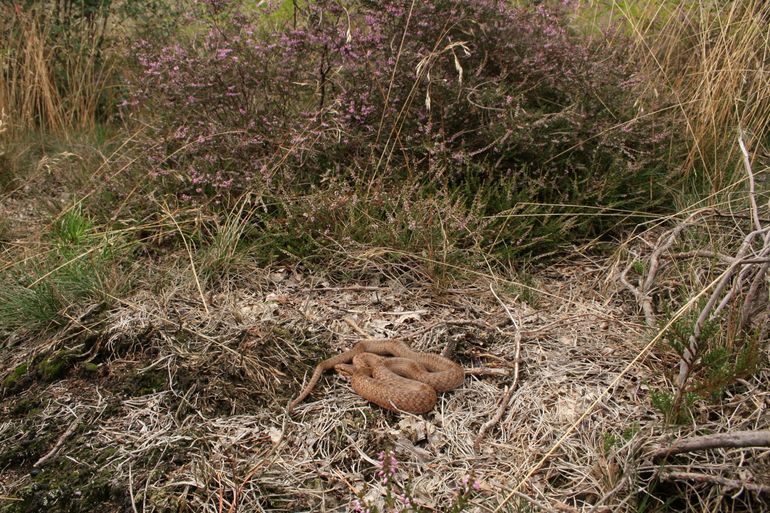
[0,3,115,134]
[3,251,767,512]
[587,0,770,193]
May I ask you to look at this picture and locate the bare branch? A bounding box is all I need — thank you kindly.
[650,429,770,460]
[659,471,770,496]
[475,284,521,451]
[619,210,713,328]
[669,250,735,265]
[34,417,81,468]
[620,259,656,328]
[675,226,770,390]
[738,130,762,232]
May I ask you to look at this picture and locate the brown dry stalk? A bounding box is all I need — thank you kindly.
[474,284,521,451]
[160,201,210,316]
[673,135,769,399]
[33,417,80,468]
[651,429,770,460]
[1,5,113,133]
[619,209,711,327]
[659,471,770,496]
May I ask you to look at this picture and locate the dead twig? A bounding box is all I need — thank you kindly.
[307,285,391,292]
[619,210,711,327]
[33,416,80,468]
[738,129,762,233]
[650,429,770,460]
[674,225,770,408]
[160,200,210,315]
[343,317,373,338]
[658,471,770,496]
[661,135,770,409]
[474,284,521,451]
[464,367,510,377]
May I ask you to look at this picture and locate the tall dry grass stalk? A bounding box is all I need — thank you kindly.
[0,3,115,134]
[588,0,770,193]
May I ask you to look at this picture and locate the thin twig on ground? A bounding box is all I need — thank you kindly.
[474,284,521,451]
[650,429,770,460]
[33,416,81,468]
[659,471,770,496]
[619,210,709,327]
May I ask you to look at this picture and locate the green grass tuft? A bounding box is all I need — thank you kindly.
[0,203,131,333]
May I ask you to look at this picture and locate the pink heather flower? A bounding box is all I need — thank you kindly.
[376,451,398,478]
[350,498,371,513]
[460,472,481,494]
[216,48,233,59]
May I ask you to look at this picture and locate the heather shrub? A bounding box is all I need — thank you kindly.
[130,0,680,251]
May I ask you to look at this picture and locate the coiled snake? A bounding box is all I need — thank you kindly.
[288,340,464,414]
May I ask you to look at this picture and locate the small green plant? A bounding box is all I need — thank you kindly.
[699,338,762,400]
[0,204,129,333]
[658,291,763,415]
[50,203,93,246]
[38,351,74,381]
[2,363,29,391]
[602,422,641,454]
[502,271,541,308]
[651,389,699,424]
[195,201,259,286]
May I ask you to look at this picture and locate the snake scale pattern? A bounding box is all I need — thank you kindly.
[288,340,464,414]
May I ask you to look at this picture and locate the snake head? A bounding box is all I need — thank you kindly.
[334,363,359,377]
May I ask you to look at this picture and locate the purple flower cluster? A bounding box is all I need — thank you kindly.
[460,473,481,494]
[376,450,399,486]
[128,0,674,201]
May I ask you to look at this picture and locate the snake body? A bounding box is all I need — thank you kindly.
[288,340,464,414]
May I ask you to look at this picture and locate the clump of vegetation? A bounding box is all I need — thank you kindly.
[0,0,180,134]
[585,0,770,194]
[130,0,679,260]
[1,363,30,393]
[0,203,129,333]
[351,450,481,513]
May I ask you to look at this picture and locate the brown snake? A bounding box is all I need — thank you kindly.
[288,340,464,414]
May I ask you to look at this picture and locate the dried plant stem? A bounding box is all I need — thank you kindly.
[343,316,372,338]
[659,471,770,496]
[674,226,770,399]
[673,135,769,399]
[475,284,521,451]
[620,210,710,327]
[161,202,210,315]
[465,367,510,377]
[373,0,417,150]
[33,417,80,468]
[738,130,762,232]
[651,429,770,460]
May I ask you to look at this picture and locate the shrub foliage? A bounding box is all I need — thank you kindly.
[133,1,675,192]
